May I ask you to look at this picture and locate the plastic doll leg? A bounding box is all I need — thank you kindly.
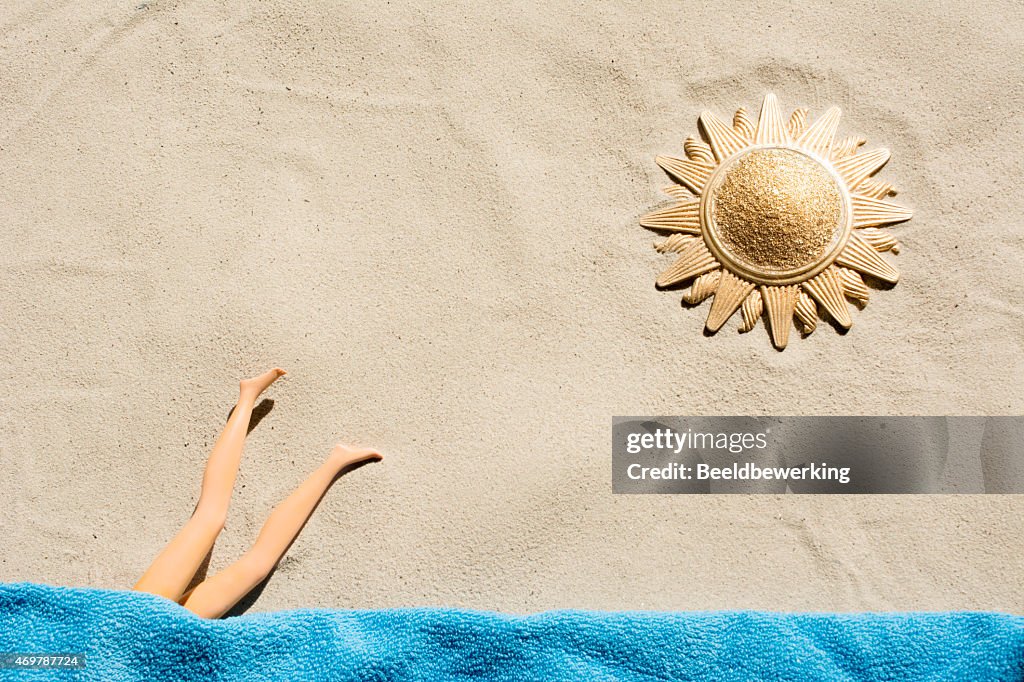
[133,368,286,600]
[181,444,382,618]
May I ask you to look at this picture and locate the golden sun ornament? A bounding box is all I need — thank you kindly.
[642,93,912,349]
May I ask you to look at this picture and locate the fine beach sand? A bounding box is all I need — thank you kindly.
[1,1,1022,615]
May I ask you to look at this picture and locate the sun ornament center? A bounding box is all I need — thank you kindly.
[710,148,843,272]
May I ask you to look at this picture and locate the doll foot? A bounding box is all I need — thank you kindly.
[330,444,383,470]
[240,368,286,398]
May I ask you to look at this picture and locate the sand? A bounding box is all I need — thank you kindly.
[1,1,1022,615]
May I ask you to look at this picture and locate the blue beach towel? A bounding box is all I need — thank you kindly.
[0,583,1022,681]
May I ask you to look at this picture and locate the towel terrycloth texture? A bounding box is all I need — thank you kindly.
[1,583,1022,681]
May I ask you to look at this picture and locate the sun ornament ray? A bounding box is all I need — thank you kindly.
[641,93,912,349]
